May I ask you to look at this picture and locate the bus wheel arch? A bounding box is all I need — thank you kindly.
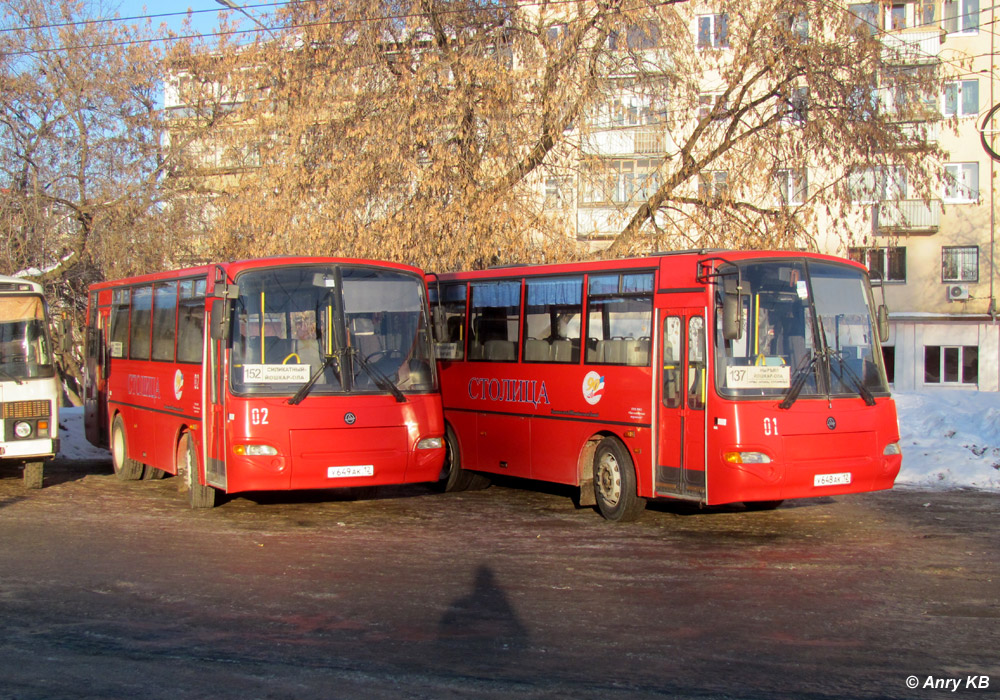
[438,422,490,493]
[592,435,646,522]
[110,412,144,481]
[175,430,216,509]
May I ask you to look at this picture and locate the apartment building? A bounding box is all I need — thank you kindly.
[541,0,998,391]
[164,1,998,391]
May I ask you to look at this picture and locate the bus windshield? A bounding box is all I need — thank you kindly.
[230,264,436,397]
[714,259,889,401]
[0,295,54,381]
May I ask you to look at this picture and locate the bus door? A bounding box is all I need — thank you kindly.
[656,311,707,500]
[84,301,110,447]
[204,318,227,489]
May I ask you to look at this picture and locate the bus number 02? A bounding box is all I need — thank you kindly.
[763,417,778,436]
[251,408,269,425]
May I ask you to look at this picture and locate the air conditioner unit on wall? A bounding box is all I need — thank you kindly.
[947,284,970,301]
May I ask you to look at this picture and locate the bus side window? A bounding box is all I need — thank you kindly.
[662,316,683,408]
[688,317,706,411]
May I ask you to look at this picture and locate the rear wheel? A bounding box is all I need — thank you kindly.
[593,437,646,522]
[177,433,216,509]
[111,415,144,481]
[22,461,43,489]
[438,426,490,492]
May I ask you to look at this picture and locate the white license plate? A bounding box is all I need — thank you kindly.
[327,465,374,479]
[814,472,851,487]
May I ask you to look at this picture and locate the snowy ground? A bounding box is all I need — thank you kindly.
[55,390,1000,491]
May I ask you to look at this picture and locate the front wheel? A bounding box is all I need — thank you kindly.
[111,415,144,481]
[177,433,216,509]
[22,461,43,489]
[437,426,490,492]
[593,437,646,522]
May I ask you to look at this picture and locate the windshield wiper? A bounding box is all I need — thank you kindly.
[829,352,876,406]
[288,354,339,406]
[350,348,406,403]
[779,351,819,410]
[0,365,25,385]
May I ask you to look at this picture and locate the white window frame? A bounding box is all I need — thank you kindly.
[943,162,979,203]
[943,79,978,117]
[775,169,808,206]
[696,14,729,49]
[941,246,978,282]
[943,0,979,34]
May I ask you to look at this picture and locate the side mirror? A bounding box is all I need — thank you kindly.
[431,305,448,342]
[877,304,890,344]
[210,300,230,342]
[722,276,743,341]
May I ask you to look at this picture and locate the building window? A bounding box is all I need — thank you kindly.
[775,168,808,205]
[882,345,895,385]
[698,93,725,120]
[943,163,979,202]
[778,86,809,125]
[848,3,879,35]
[777,10,810,41]
[580,159,660,206]
[943,80,978,117]
[924,345,978,385]
[698,170,729,200]
[849,247,906,282]
[543,177,572,210]
[942,246,978,282]
[848,166,906,203]
[943,0,979,34]
[697,14,729,49]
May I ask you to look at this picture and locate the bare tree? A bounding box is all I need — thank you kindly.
[0,0,188,393]
[171,0,945,269]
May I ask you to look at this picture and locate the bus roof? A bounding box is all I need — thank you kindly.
[87,257,427,291]
[0,275,44,294]
[430,250,867,282]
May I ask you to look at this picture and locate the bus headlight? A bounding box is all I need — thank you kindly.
[13,421,32,439]
[883,442,902,456]
[233,444,278,456]
[723,451,772,464]
[416,437,444,450]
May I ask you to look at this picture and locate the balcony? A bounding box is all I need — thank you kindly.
[874,199,941,234]
[582,126,669,157]
[881,31,942,65]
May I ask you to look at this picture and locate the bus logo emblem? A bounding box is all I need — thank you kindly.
[344,412,357,425]
[826,417,836,430]
[582,371,605,406]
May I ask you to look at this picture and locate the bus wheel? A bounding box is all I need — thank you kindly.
[438,426,490,492]
[142,465,167,480]
[745,500,784,511]
[177,433,216,509]
[593,437,646,522]
[111,415,144,481]
[22,461,43,489]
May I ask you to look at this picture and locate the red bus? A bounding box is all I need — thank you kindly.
[85,257,445,507]
[428,250,902,521]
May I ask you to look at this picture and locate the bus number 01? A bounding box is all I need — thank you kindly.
[251,408,269,425]
[763,417,778,436]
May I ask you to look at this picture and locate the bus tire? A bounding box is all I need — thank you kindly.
[23,461,43,489]
[745,500,783,511]
[178,433,216,509]
[142,465,167,480]
[438,426,490,492]
[593,437,646,522]
[111,415,144,481]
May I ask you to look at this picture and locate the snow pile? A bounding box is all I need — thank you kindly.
[894,390,1000,491]
[54,390,1000,491]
